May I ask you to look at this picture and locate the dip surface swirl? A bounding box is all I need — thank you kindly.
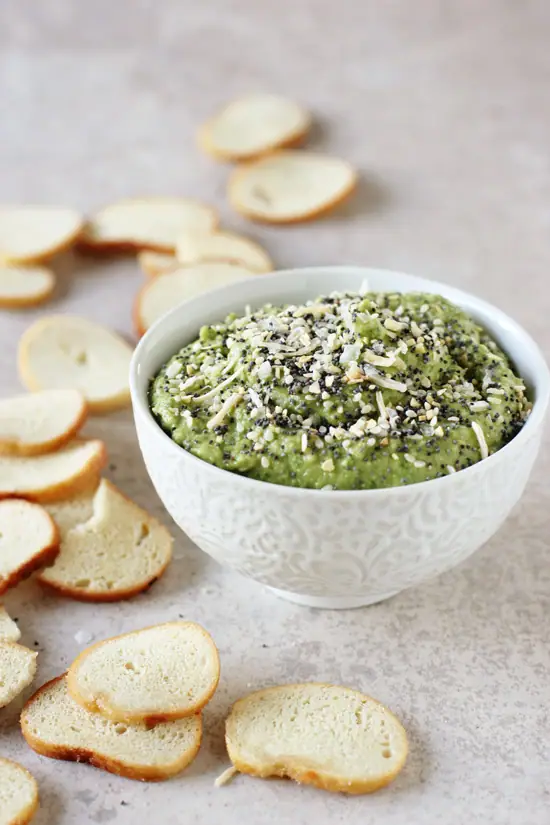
[149,291,531,490]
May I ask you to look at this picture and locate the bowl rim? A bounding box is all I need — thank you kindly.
[130,266,549,498]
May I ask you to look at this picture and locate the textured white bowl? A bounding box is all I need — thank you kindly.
[130,267,549,608]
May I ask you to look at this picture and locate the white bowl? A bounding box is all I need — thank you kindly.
[130,267,549,609]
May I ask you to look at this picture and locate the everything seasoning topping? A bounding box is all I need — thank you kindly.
[149,290,532,490]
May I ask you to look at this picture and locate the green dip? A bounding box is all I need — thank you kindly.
[149,291,531,490]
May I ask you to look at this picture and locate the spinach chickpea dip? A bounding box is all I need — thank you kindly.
[149,290,531,491]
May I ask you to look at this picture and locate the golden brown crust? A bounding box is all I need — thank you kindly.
[37,565,167,603]
[0,440,107,504]
[67,622,220,724]
[77,236,177,255]
[227,152,358,224]
[0,757,39,825]
[0,268,55,309]
[225,682,408,795]
[227,754,405,795]
[0,396,88,457]
[0,503,60,596]
[21,675,203,782]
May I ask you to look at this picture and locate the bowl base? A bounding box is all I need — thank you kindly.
[266,585,398,610]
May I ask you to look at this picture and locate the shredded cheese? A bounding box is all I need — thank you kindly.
[182,368,244,404]
[471,421,489,459]
[376,391,388,421]
[207,392,243,430]
[214,765,239,787]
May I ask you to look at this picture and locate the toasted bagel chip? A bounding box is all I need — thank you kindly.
[226,683,408,794]
[228,151,357,223]
[199,94,311,161]
[18,315,133,413]
[79,198,218,253]
[68,621,219,723]
[0,206,83,264]
[39,479,172,602]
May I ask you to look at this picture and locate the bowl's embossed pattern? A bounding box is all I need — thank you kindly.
[136,411,541,603]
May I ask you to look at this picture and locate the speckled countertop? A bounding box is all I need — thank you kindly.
[1,1,549,822]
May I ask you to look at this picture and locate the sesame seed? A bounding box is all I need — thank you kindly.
[321,459,335,472]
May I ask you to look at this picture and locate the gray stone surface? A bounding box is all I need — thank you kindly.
[0,1,548,822]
